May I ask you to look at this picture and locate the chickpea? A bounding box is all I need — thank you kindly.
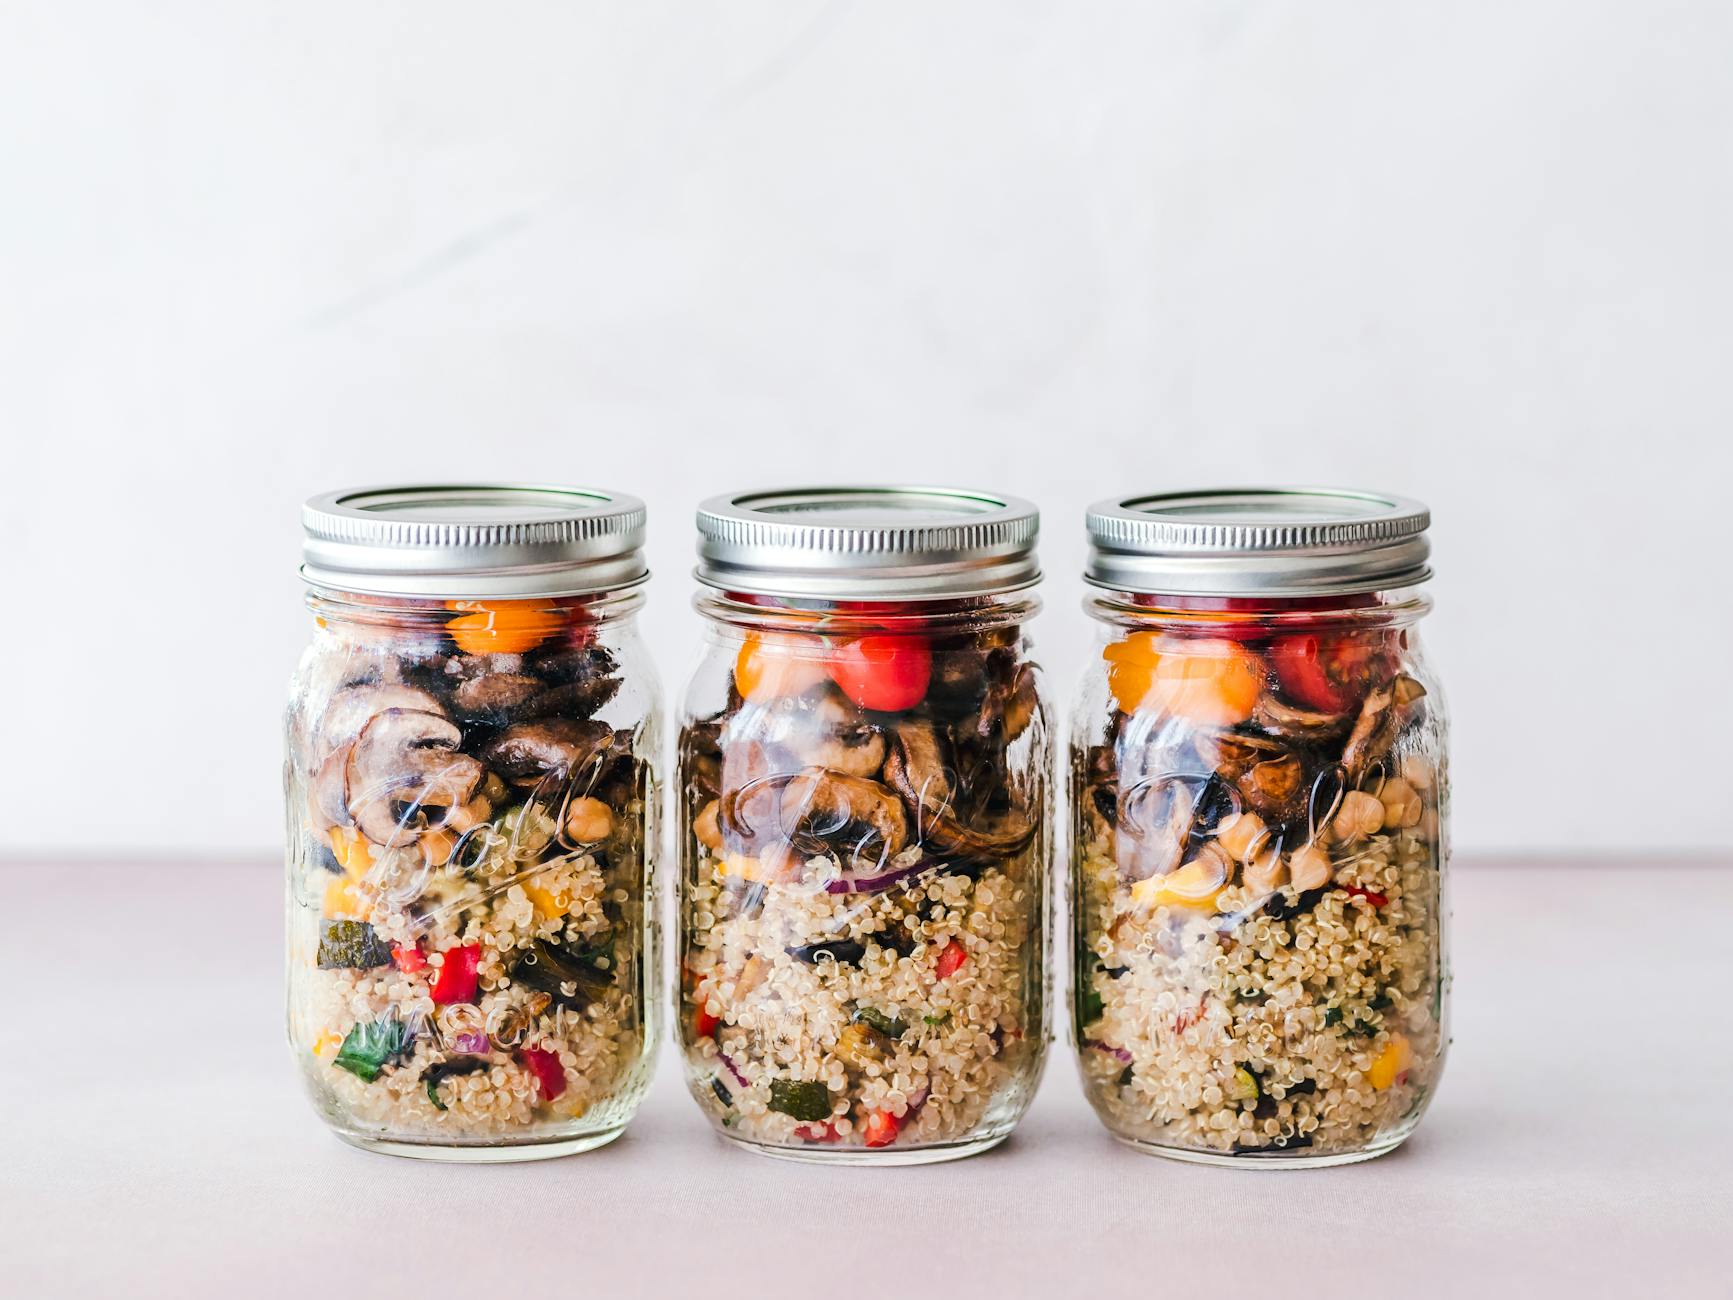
[1331,791,1385,844]
[563,796,614,844]
[1242,843,1288,894]
[1288,842,1334,892]
[1378,778,1423,830]
[1216,811,1269,863]
[444,794,493,833]
[1398,754,1436,793]
[694,799,723,852]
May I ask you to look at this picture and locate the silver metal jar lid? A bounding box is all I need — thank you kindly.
[695,485,1041,600]
[1085,487,1431,597]
[301,483,648,599]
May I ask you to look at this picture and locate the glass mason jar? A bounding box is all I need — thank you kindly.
[1071,489,1449,1166]
[677,487,1052,1163]
[285,485,660,1160]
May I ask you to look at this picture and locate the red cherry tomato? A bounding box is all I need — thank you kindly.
[1269,632,1383,712]
[827,635,932,712]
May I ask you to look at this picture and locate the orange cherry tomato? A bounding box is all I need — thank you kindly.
[734,632,830,703]
[1104,632,1263,724]
[444,600,564,655]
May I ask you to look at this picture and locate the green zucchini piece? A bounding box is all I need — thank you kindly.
[767,1079,834,1122]
[333,1017,409,1082]
[317,919,392,970]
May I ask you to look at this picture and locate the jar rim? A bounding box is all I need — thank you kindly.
[301,482,648,598]
[1085,487,1430,597]
[694,484,1041,599]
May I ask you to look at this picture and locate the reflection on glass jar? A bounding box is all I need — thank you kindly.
[1072,489,1449,1167]
[677,487,1051,1163]
[285,485,659,1160]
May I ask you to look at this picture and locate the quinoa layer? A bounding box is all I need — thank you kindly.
[1075,823,1442,1156]
[682,847,1045,1149]
[289,805,652,1142]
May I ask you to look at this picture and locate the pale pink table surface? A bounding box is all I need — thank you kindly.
[3,857,1728,1298]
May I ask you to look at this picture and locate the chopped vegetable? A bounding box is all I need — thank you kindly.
[924,1011,953,1027]
[862,1109,901,1148]
[852,1006,909,1040]
[1321,1006,1344,1028]
[1129,855,1228,912]
[333,1017,409,1082]
[1341,883,1390,908]
[786,940,866,966]
[317,919,392,970]
[1368,1034,1413,1090]
[827,635,933,712]
[430,943,483,1004]
[795,1121,843,1142]
[711,1076,734,1107]
[511,937,611,1010]
[391,944,426,974]
[935,940,968,980]
[693,1002,721,1039]
[422,1057,487,1111]
[767,1079,834,1122]
[519,1046,567,1100]
[1229,1066,1261,1102]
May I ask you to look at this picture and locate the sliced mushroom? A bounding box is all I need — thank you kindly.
[1235,752,1307,825]
[968,662,1040,745]
[1342,684,1398,781]
[450,673,545,724]
[728,686,886,779]
[314,683,446,760]
[479,718,614,789]
[883,719,1034,860]
[777,767,909,862]
[1252,693,1352,741]
[523,644,622,719]
[345,709,485,846]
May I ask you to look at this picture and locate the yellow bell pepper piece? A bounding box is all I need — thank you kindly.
[716,854,771,884]
[523,878,571,919]
[327,826,373,876]
[310,1031,343,1059]
[1368,1033,1413,1089]
[1130,858,1225,911]
[322,874,368,920]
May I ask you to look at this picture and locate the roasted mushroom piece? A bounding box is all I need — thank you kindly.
[719,767,909,868]
[450,672,546,725]
[480,718,615,790]
[344,708,486,846]
[727,685,887,780]
[883,719,1034,860]
[523,644,622,719]
[1252,693,1352,742]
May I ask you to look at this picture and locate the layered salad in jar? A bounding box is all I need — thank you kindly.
[1074,595,1446,1162]
[679,604,1049,1158]
[285,597,655,1151]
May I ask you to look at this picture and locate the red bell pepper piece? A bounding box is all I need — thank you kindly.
[1341,884,1390,908]
[391,944,426,974]
[430,943,482,1004]
[863,1109,901,1148]
[795,1121,843,1142]
[519,1046,566,1100]
[935,940,968,981]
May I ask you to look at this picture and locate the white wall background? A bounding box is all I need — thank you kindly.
[3,2,1729,858]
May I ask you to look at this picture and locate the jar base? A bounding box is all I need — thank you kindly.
[722,1128,1011,1166]
[1110,1131,1407,1169]
[334,1124,627,1163]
